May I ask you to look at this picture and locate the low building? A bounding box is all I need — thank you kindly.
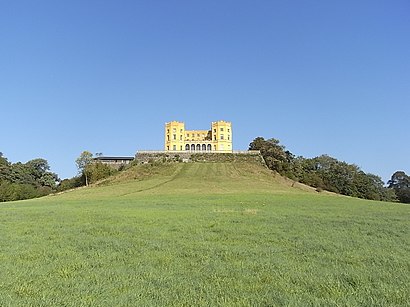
[93,156,134,169]
[165,120,232,152]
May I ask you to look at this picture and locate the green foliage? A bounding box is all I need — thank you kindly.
[249,137,294,175]
[250,138,395,202]
[57,176,85,192]
[59,152,128,191]
[0,153,59,202]
[0,162,408,305]
[0,153,9,168]
[0,181,42,202]
[295,155,394,201]
[59,153,125,191]
[388,171,410,203]
[87,162,117,184]
[25,158,59,187]
[75,151,94,173]
[75,151,93,186]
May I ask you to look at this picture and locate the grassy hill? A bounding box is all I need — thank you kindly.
[0,161,409,306]
[61,161,316,200]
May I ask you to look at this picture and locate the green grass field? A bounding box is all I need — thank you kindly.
[1,162,409,306]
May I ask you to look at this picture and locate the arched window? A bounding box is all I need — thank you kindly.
[207,144,211,151]
[202,144,206,151]
[191,144,195,151]
[185,144,190,151]
[196,144,201,151]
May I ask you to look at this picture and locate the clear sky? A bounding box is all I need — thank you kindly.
[1,0,409,182]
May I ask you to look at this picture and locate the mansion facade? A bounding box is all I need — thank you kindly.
[165,121,232,153]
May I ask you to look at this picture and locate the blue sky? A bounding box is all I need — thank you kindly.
[1,0,409,182]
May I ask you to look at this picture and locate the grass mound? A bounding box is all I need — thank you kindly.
[76,161,316,199]
[0,161,409,306]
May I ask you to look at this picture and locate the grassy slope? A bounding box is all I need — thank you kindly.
[0,162,409,306]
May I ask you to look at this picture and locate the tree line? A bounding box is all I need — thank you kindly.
[0,152,59,202]
[249,137,409,203]
[0,151,120,202]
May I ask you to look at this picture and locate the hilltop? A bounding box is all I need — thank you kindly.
[56,160,318,201]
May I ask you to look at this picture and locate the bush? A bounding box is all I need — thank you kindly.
[88,162,117,184]
[0,182,40,202]
[58,176,84,192]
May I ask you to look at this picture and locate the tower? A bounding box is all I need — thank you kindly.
[211,121,232,152]
[164,121,185,151]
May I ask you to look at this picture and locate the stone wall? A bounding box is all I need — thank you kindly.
[135,151,265,165]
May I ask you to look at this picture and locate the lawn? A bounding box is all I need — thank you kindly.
[0,162,409,306]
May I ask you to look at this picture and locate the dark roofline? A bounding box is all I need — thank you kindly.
[94,156,134,161]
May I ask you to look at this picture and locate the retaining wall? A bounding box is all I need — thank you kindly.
[135,151,265,165]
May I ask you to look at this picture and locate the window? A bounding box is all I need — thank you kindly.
[228,128,230,132]
[173,128,176,133]
[220,128,224,132]
[173,134,176,140]
[221,134,224,140]
[187,133,190,137]
[228,135,230,140]
[167,135,170,141]
[214,129,216,133]
[180,135,182,140]
[173,145,176,151]
[197,133,200,137]
[214,135,217,141]
[180,129,183,133]
[180,146,183,150]
[167,129,169,133]
[167,146,169,150]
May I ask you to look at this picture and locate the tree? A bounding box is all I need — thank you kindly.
[249,137,294,175]
[388,171,410,203]
[0,154,11,183]
[249,136,394,201]
[57,176,84,192]
[25,158,59,188]
[76,151,93,186]
[9,162,33,185]
[353,172,388,201]
[0,152,7,164]
[0,153,59,202]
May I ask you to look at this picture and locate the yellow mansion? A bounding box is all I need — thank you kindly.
[165,121,232,152]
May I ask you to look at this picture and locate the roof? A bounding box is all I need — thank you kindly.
[93,156,134,161]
